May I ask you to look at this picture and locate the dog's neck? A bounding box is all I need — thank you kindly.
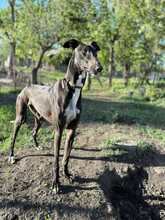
[65,53,87,89]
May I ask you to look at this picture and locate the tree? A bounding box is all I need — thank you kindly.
[89,0,164,88]
[129,0,164,85]
[18,0,96,84]
[0,0,17,81]
[91,0,122,87]
[17,0,63,84]
[115,0,139,86]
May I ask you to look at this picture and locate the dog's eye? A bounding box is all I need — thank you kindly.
[83,46,91,56]
[83,49,88,56]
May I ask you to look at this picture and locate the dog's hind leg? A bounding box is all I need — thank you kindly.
[9,96,27,164]
[62,128,76,182]
[32,117,42,149]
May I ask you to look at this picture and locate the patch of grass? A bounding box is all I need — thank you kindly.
[38,127,54,145]
[101,138,155,161]
[137,140,153,151]
[1,122,33,152]
[112,111,137,124]
[136,141,154,158]
[137,125,165,144]
[0,105,15,151]
[0,86,19,94]
[104,138,120,148]
[17,66,32,74]
[101,138,126,157]
[0,87,36,152]
[0,76,165,154]
[39,70,64,83]
[82,96,165,131]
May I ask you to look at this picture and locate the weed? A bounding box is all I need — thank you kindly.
[112,112,136,125]
[137,141,154,157]
[101,138,127,157]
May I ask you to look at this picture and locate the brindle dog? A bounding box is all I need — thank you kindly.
[9,39,102,193]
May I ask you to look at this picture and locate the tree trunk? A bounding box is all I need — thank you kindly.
[7,0,16,85]
[123,62,130,87]
[8,42,16,82]
[139,63,151,86]
[108,44,115,87]
[86,73,103,90]
[86,73,91,90]
[31,50,45,84]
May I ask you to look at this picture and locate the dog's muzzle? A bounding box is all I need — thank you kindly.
[93,64,103,75]
[96,65,103,73]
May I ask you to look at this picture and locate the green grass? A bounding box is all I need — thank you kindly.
[39,70,64,83]
[137,125,165,143]
[0,74,165,153]
[101,137,154,161]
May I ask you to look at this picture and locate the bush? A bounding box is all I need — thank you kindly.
[145,85,162,101]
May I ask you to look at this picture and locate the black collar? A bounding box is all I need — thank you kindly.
[74,85,83,89]
[64,78,83,90]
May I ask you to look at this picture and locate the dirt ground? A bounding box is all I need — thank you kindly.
[0,121,165,220]
[0,86,165,220]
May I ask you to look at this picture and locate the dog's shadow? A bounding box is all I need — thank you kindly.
[13,142,165,168]
[98,166,163,219]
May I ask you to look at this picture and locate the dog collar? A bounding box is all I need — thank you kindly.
[64,78,83,90]
[74,85,83,89]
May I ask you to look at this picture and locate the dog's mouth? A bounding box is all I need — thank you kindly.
[83,66,102,75]
[88,68,102,76]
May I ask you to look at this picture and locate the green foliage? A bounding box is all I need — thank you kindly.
[0,1,16,43]
[104,138,120,148]
[102,138,125,157]
[137,141,153,155]
[16,0,62,61]
[45,48,71,68]
[0,0,164,82]
[0,105,15,146]
[0,39,10,63]
[145,85,162,101]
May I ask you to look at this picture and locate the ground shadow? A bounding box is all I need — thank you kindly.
[98,166,163,220]
[82,97,165,130]
[73,145,165,167]
[14,143,165,168]
[0,90,18,106]
[0,198,104,220]
[1,91,165,130]
[2,151,165,219]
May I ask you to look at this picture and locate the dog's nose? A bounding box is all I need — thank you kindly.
[97,65,103,72]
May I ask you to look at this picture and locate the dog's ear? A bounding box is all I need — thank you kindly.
[63,39,80,49]
[91,41,100,52]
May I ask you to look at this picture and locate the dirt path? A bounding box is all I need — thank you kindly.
[0,117,165,219]
[0,128,108,220]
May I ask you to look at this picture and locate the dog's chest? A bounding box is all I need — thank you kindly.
[64,73,85,123]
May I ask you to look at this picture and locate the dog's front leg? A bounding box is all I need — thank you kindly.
[62,129,76,182]
[52,126,63,194]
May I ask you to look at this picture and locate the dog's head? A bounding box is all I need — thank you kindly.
[63,39,102,75]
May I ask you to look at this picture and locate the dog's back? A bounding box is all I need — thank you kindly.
[16,79,73,124]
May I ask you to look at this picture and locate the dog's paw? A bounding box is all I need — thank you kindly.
[64,172,74,183]
[35,145,42,151]
[67,175,74,184]
[52,182,60,194]
[8,156,16,164]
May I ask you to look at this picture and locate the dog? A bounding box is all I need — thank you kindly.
[8,39,102,193]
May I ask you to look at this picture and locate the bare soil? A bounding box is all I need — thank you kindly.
[0,92,165,220]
